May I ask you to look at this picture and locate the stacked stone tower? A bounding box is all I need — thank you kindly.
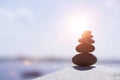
[72,31,97,67]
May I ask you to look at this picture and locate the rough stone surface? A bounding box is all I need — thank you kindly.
[72,54,97,66]
[81,34,93,38]
[78,38,95,44]
[76,44,95,52]
[33,66,120,80]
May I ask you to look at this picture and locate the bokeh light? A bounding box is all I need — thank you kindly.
[24,59,30,66]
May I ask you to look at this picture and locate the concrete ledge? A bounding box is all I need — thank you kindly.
[33,65,120,80]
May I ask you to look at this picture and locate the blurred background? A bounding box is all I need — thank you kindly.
[0,0,120,80]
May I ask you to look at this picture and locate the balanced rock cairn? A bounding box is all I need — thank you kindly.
[72,31,97,67]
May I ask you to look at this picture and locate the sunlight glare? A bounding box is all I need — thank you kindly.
[66,15,93,34]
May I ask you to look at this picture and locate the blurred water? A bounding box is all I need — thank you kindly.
[0,61,71,80]
[0,60,120,80]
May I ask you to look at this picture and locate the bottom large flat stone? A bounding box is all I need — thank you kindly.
[33,65,120,80]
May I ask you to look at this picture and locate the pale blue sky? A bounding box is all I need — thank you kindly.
[0,0,120,59]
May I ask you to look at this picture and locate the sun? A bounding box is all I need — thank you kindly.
[66,15,92,34]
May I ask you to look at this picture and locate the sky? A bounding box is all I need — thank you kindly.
[0,0,120,59]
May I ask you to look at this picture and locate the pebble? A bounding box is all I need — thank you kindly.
[72,53,97,66]
[76,44,95,52]
[81,34,93,38]
[78,38,95,44]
